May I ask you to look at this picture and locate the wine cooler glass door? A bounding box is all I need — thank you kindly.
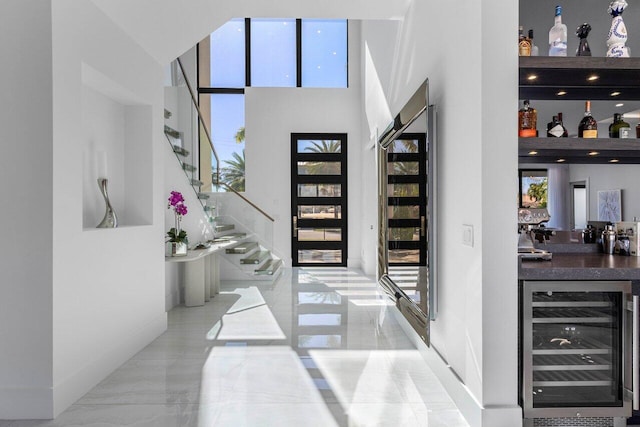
[523,281,632,418]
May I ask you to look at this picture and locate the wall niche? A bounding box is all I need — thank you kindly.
[81,62,153,229]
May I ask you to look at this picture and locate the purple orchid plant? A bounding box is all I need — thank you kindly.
[167,191,188,244]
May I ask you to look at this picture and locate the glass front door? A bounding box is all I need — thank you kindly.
[291,134,347,266]
[387,133,427,266]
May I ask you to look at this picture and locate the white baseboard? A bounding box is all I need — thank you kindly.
[388,305,522,427]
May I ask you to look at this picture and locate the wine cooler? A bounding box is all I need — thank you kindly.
[520,281,638,427]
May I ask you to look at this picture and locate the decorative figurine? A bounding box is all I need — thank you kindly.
[607,0,630,57]
[576,23,592,56]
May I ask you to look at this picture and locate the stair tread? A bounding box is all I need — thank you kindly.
[190,178,203,186]
[197,193,210,200]
[225,242,259,254]
[164,125,180,139]
[182,163,196,172]
[255,258,282,275]
[173,145,189,156]
[241,250,270,264]
[214,224,235,232]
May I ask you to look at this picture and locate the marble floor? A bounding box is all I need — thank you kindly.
[1,267,468,427]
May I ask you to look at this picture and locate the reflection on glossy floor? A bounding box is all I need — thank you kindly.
[1,268,467,427]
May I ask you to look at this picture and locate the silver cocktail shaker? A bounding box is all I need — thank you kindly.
[602,224,617,254]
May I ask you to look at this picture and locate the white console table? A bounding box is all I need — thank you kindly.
[165,242,233,307]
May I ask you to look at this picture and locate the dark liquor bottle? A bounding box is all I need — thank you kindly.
[557,112,569,137]
[609,113,631,138]
[578,101,598,138]
[547,113,568,137]
[519,100,537,137]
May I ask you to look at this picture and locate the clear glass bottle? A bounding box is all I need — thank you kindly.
[519,100,538,137]
[578,101,598,138]
[519,26,531,56]
[609,113,631,138]
[549,5,568,56]
[529,29,539,56]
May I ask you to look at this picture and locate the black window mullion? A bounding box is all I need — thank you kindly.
[388,197,422,206]
[297,196,342,205]
[296,19,302,87]
[245,18,251,87]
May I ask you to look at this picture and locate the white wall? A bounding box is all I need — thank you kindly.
[244,21,364,269]
[0,0,54,418]
[570,164,640,222]
[361,1,521,425]
[49,1,167,417]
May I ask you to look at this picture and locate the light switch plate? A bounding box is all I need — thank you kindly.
[462,224,474,247]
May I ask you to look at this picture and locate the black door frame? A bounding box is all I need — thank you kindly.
[291,133,348,267]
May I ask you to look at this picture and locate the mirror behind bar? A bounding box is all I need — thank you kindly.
[377,79,437,347]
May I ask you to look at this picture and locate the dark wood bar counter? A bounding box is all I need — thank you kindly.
[519,253,640,281]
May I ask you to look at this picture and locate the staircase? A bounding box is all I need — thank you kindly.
[164,58,284,282]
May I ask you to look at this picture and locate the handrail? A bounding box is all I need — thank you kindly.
[175,58,220,177]
[216,181,275,222]
[173,57,275,224]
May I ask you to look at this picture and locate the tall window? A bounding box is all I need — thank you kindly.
[198,18,348,192]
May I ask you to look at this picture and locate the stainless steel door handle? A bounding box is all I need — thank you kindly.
[421,216,426,237]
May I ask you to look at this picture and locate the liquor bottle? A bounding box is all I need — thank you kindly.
[519,100,537,137]
[578,101,598,138]
[528,29,539,56]
[549,5,568,56]
[519,26,531,56]
[547,114,568,137]
[609,113,631,138]
[557,112,569,137]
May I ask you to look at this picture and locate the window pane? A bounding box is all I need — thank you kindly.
[298,228,342,241]
[389,161,419,175]
[520,169,548,208]
[389,228,420,241]
[388,183,420,197]
[298,184,341,197]
[297,161,341,175]
[298,205,341,219]
[209,19,246,88]
[388,205,420,219]
[389,249,420,264]
[298,250,342,264]
[251,19,296,87]
[297,139,342,153]
[301,19,347,88]
[206,94,245,192]
[388,139,419,153]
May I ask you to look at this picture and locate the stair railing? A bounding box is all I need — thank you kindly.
[165,57,275,254]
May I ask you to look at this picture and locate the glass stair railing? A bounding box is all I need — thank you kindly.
[164,57,282,280]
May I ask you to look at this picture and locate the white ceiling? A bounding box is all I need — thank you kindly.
[90,0,412,64]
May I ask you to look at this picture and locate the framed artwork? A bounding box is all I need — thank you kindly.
[598,189,622,222]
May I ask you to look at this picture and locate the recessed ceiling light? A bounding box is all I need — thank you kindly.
[611,91,621,96]
[557,158,566,163]
[556,90,567,96]
[616,103,625,107]
[587,74,599,81]
[528,151,538,155]
[609,159,620,163]
[527,74,538,81]
[588,151,600,156]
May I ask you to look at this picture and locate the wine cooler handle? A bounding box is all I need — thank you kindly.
[634,295,639,411]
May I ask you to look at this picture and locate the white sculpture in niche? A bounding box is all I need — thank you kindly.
[607,0,630,57]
